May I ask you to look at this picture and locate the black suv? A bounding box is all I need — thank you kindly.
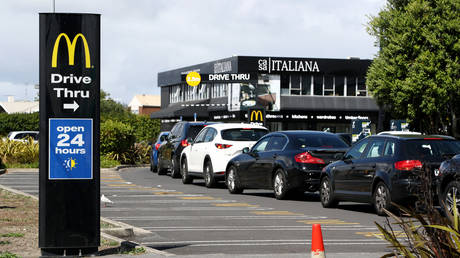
[436,154,460,214]
[157,121,217,177]
[320,134,460,215]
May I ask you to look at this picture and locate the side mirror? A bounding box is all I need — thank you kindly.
[343,155,352,164]
[334,153,344,160]
[187,137,194,145]
[242,147,250,154]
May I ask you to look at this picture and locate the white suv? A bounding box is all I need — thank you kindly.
[180,123,268,187]
[7,131,39,143]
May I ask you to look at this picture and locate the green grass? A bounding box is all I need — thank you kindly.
[122,247,145,255]
[0,233,24,238]
[0,252,20,258]
[100,155,121,168]
[101,238,119,247]
[101,220,117,229]
[4,162,38,168]
[0,240,10,245]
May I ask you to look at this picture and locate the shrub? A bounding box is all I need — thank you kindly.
[0,113,39,136]
[100,155,120,168]
[0,138,39,165]
[100,120,135,156]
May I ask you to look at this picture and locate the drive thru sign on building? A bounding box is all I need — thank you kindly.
[39,13,100,256]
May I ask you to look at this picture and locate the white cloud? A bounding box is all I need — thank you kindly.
[0,0,383,103]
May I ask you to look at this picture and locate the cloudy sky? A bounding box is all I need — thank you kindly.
[0,0,384,104]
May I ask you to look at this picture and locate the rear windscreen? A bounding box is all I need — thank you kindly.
[186,125,206,139]
[221,129,268,141]
[402,140,460,160]
[294,135,349,149]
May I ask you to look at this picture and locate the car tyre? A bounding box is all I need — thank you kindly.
[320,177,339,208]
[181,158,193,184]
[226,165,243,194]
[204,161,217,188]
[443,181,460,215]
[170,156,181,178]
[273,169,289,200]
[373,182,392,216]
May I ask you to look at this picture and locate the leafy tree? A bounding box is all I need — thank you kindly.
[100,89,132,121]
[366,0,460,134]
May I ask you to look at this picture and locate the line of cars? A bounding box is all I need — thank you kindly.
[150,121,460,215]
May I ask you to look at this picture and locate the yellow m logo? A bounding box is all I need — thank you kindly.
[51,33,91,68]
[250,110,263,121]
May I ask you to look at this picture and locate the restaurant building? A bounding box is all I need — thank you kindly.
[152,56,383,133]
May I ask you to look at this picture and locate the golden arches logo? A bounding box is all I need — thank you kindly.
[250,110,263,121]
[51,33,91,68]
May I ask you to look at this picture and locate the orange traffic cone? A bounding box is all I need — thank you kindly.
[311,224,325,258]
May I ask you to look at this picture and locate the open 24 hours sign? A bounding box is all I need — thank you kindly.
[49,118,92,179]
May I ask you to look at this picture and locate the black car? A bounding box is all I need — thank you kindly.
[157,121,217,177]
[436,154,460,214]
[225,131,349,199]
[320,134,460,215]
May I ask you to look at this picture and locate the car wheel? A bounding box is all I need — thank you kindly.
[373,182,392,216]
[170,156,180,178]
[443,181,460,214]
[226,166,243,194]
[181,158,193,184]
[273,169,288,200]
[320,177,338,208]
[204,161,216,188]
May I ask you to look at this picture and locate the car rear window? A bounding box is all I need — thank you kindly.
[294,134,349,149]
[402,140,460,160]
[221,128,268,141]
[186,125,206,139]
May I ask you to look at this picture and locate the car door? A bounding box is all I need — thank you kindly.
[333,138,370,195]
[352,138,386,198]
[188,128,208,172]
[159,123,181,167]
[239,136,271,188]
[258,135,288,188]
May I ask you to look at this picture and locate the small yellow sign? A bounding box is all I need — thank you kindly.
[186,71,201,87]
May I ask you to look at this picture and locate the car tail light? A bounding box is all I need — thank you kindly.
[181,139,190,147]
[215,143,232,149]
[394,160,423,170]
[295,152,325,164]
[155,143,161,150]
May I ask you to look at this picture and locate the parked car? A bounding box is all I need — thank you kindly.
[336,133,352,146]
[157,121,218,177]
[225,131,349,199]
[180,123,268,187]
[6,131,39,143]
[320,134,460,216]
[150,131,170,173]
[436,154,460,214]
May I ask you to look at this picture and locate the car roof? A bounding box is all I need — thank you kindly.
[268,130,339,137]
[206,123,268,131]
[9,131,39,134]
[369,134,456,140]
[377,131,421,135]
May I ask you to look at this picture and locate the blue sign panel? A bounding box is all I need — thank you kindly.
[49,118,92,179]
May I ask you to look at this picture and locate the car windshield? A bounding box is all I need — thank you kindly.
[294,134,349,149]
[402,140,460,160]
[221,128,268,141]
[186,125,206,139]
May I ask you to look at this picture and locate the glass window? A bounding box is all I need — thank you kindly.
[294,134,349,149]
[357,76,367,96]
[384,140,396,157]
[252,137,271,153]
[221,128,269,141]
[366,139,386,158]
[346,76,356,96]
[204,128,217,142]
[266,136,288,151]
[194,128,208,143]
[313,75,323,95]
[344,138,370,160]
[301,75,312,95]
[324,75,334,96]
[281,74,289,95]
[335,76,344,96]
[291,74,300,89]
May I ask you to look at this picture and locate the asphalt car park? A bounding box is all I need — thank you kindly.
[0,168,391,256]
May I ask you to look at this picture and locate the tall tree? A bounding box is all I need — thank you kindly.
[367,0,460,135]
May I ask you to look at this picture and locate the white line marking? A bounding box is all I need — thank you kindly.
[102,207,272,211]
[107,215,328,221]
[110,199,236,204]
[142,239,385,245]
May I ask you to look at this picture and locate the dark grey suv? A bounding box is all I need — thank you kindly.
[320,134,460,215]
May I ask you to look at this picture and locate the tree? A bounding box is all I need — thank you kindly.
[366,0,460,135]
[100,89,132,121]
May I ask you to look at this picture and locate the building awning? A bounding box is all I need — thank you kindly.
[280,96,380,112]
[150,100,210,119]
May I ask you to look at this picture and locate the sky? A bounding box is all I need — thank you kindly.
[0,0,384,104]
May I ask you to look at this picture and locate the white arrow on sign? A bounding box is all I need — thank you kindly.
[63,101,79,112]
